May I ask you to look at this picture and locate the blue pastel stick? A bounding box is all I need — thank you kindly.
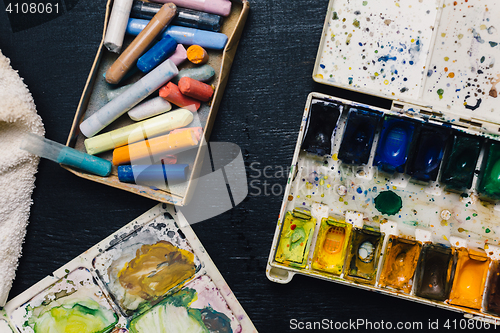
[137,35,177,73]
[118,164,189,183]
[20,133,112,177]
[127,18,228,50]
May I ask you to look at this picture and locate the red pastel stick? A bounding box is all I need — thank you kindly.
[178,77,214,102]
[159,82,201,112]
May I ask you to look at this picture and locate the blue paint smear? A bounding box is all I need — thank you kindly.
[378,55,397,62]
[427,69,433,77]
[320,64,326,69]
[472,29,485,44]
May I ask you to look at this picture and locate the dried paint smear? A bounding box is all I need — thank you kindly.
[94,221,200,314]
[11,268,118,333]
[117,241,196,300]
[129,275,241,333]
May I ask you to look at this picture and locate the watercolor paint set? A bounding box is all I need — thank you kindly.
[267,0,500,322]
[63,0,249,206]
[1,204,256,332]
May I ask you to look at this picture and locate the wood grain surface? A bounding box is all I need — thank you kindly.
[0,0,482,332]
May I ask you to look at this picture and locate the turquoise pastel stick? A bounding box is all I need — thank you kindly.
[173,64,215,83]
[20,133,112,177]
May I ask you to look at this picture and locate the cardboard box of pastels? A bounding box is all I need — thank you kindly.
[1,204,257,332]
[65,0,249,205]
[267,0,500,322]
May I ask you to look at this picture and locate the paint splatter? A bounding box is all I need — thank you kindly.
[464,96,482,111]
[437,88,444,99]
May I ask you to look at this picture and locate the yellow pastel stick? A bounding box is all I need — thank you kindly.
[84,108,193,155]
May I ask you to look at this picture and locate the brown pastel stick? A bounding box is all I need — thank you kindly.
[159,82,201,112]
[105,3,177,84]
[178,77,214,102]
[186,45,209,65]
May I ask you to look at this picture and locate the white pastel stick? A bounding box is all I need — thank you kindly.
[104,0,134,53]
[107,83,134,101]
[128,96,172,121]
[80,59,178,138]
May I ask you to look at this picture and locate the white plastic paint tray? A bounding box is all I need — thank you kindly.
[267,0,500,323]
[2,204,257,332]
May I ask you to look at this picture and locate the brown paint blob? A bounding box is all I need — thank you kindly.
[118,241,196,299]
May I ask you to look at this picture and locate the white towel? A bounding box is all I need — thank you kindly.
[0,49,44,306]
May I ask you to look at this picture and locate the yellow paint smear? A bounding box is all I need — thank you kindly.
[118,241,196,299]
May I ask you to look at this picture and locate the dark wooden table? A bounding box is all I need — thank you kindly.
[0,0,482,331]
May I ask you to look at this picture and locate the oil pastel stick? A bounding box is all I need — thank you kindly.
[107,83,135,101]
[186,45,209,64]
[128,96,172,121]
[20,133,112,177]
[112,129,198,165]
[169,44,188,66]
[103,0,134,53]
[178,76,213,101]
[170,126,203,141]
[173,64,215,83]
[159,81,201,112]
[137,35,177,73]
[103,66,139,86]
[105,3,177,84]
[126,19,228,49]
[80,59,179,138]
[131,1,223,32]
[117,164,189,183]
[105,44,186,92]
[150,0,231,17]
[84,108,193,155]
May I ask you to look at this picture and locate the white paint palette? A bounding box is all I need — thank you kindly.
[2,204,257,333]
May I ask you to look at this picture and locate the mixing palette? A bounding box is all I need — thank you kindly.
[3,204,256,332]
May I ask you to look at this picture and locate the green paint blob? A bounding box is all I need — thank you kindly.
[362,0,368,5]
[437,88,444,99]
[374,191,402,216]
[332,12,339,20]
[486,228,491,234]
[353,19,360,28]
